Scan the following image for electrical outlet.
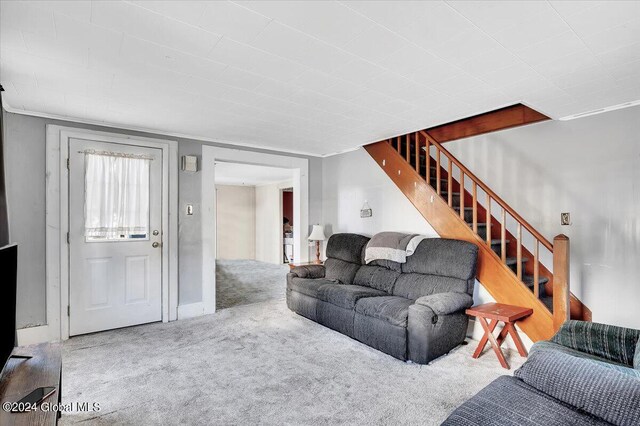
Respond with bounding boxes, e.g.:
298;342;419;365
561;212;570;225
186;204;194;215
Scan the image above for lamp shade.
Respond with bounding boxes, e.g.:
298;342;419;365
308;225;326;241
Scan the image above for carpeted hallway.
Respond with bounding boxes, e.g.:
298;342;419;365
215;259;289;310
60;298;524;425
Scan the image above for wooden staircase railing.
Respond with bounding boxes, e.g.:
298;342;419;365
366;131;590;340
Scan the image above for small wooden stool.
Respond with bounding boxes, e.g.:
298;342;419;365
466;302;533;369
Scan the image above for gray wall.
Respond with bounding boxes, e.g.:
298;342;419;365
3;111;322;328
322;148;438;239
445;105;640;329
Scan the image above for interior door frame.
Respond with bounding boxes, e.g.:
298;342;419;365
46;125;178;341
196;145;308;319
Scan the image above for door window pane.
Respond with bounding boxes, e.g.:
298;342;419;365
84;153;150;241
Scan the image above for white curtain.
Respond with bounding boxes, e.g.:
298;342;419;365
84;153;150;239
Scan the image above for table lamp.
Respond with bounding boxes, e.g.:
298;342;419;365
308;225;326;264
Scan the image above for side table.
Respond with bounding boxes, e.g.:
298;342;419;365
466;302;533;369
288;261;323;270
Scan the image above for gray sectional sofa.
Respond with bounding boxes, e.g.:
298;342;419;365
286;233;478;364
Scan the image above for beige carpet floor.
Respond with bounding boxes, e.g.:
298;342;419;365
60;298;524;425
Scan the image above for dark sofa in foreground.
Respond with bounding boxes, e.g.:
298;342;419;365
443;320;640;426
286;233;478;364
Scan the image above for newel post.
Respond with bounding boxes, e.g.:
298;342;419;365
552;234;570;331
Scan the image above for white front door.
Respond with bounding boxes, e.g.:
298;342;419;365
68;138;163;336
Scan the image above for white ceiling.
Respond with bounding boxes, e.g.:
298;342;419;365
214;161;292;186
1;1;639;156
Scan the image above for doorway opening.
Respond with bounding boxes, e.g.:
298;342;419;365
214;161;293;310
282;187;294;264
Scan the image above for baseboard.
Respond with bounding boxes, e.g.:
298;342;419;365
17;325;52;346
466;319;533;352
177;302;216;320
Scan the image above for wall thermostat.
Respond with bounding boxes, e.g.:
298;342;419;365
181;155;198;172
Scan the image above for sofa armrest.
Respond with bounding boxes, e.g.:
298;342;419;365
289;265;325;279
414;292;474;316
551;320;640;367
407;301;469;364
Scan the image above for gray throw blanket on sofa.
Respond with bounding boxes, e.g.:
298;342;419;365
364;232;426;264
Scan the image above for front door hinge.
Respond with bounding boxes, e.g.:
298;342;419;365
66;158;70;170
66;232;70;244
67;305;70;317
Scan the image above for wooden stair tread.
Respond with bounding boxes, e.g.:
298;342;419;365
469;222;488;228
522;275;550;287
505;257;529;266
490;239;509;245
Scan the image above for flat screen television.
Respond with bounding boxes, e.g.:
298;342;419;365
0;243;17;376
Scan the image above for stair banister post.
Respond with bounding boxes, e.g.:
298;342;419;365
552;234;570;331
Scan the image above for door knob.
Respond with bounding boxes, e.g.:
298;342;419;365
152;230;160;236
152;242;160;248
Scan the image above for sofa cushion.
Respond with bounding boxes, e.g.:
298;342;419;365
368;259;401;272
287;277;336;299
635;340;640;370
324;258;360;284
515;348;640;425
355;296;413;327
354;310;408;360
317;284;386;309
442;375;610;426
326;233;369;264
392;273;468;300
353;265;400;293
402;238;478;293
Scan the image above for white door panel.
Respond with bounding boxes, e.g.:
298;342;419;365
125;255;149;304
86;257;112;309
69;138;163;336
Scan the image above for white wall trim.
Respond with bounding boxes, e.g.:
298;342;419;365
5;105;322;158
45;125;179;342
177;302;210;320
202;146;309;315
17;325;51;346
